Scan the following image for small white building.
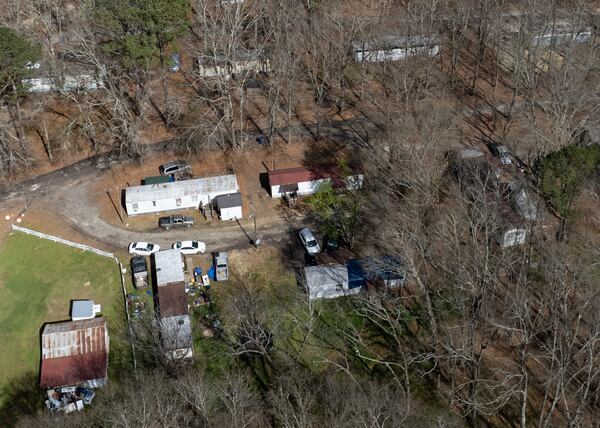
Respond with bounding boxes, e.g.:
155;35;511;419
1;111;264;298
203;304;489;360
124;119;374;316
214;192;243;221
350;34;440;63
303;265;361;300
70;300;102;321
125;175;239;216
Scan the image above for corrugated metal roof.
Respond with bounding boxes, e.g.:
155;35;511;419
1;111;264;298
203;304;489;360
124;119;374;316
40;317;109;388
40;351;108;388
41;317;108;359
154;249;184;287
126;175;239;204
268;167;326;186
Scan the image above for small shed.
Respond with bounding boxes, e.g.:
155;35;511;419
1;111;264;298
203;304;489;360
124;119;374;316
125;175;239;216
143;175;172;185
497;203;527;247
303;265;361;300
40;317;109;389
214;192;243;221
71;300;102;321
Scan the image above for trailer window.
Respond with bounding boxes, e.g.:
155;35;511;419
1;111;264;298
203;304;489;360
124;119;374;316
152;201;157;207
132;203;138;211
176;198;182;206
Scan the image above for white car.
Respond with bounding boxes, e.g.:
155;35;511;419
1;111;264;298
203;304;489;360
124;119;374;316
172;241;206;255
128;242;160;256
299;228;321;255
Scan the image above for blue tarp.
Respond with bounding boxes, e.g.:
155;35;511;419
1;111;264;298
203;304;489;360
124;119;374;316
208;266;216;281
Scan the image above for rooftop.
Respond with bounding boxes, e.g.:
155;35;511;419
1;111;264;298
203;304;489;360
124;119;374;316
154;249;184;287
71;300;101;321
351;34;438;51
126;175;238;204
215;192;242;209
157;282;189;318
40;317;109;388
268;167;326;186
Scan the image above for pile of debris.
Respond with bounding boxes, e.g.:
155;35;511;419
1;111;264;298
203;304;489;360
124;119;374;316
45;386;95;413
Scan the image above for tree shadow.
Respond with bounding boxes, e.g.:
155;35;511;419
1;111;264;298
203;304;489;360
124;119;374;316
0;371;43;427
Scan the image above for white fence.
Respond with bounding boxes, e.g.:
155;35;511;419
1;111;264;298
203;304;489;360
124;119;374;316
11;224;138;372
11;224;114;258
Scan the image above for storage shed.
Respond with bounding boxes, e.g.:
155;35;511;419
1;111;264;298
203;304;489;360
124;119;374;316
40;317;109;389
70;300;102;321
303;265;361;300
214;192;243;221
125;175;239;215
153;249;193;359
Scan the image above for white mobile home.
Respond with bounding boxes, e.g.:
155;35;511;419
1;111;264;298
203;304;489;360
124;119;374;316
350;34;440;63
214;192;243;221
303;265;361;300
197;50;270;80
267;166;363;199
22;74;104;93
125;175;239;216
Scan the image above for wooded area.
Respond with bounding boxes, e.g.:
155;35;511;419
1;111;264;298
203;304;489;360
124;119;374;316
3;0;600;426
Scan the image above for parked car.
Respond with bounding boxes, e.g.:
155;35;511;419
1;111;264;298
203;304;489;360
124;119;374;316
214;251;229;281
159;214;195;230
299;228;321;255
159;160;191;176
128;242;160;256
173;240;206;254
130;256;148;289
169;53;181;72
491;143;512;165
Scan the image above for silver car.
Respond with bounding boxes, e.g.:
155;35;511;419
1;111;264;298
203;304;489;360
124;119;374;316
299;228;321;255
159;160;191;176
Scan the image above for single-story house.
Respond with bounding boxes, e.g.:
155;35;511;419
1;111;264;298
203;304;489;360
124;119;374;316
214;192;243;221
125;175;239;216
268;166;364;199
153;249;193;359
40;317;109;389
22;74;104;93
350;34;440;63
303;265;361;300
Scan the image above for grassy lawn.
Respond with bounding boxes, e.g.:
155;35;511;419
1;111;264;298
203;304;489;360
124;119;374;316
0;231;125;394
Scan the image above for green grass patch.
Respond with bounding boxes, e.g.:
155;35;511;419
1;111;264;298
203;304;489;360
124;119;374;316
0;232;125;399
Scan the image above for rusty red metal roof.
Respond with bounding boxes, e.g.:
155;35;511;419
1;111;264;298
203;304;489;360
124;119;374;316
268;167;327;186
40;351;108;388
158;282;189;318
40;317;109;387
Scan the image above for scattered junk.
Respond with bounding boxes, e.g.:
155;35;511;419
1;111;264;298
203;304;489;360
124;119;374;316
127;293;147;318
214;192;243;221
196;49;270;80
70;300;102;321
41;316;109;413
350;34;440;63
154;249;194;359
267;166;364;199
131;256;149;289
213;252;229;281
124;175;239;216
